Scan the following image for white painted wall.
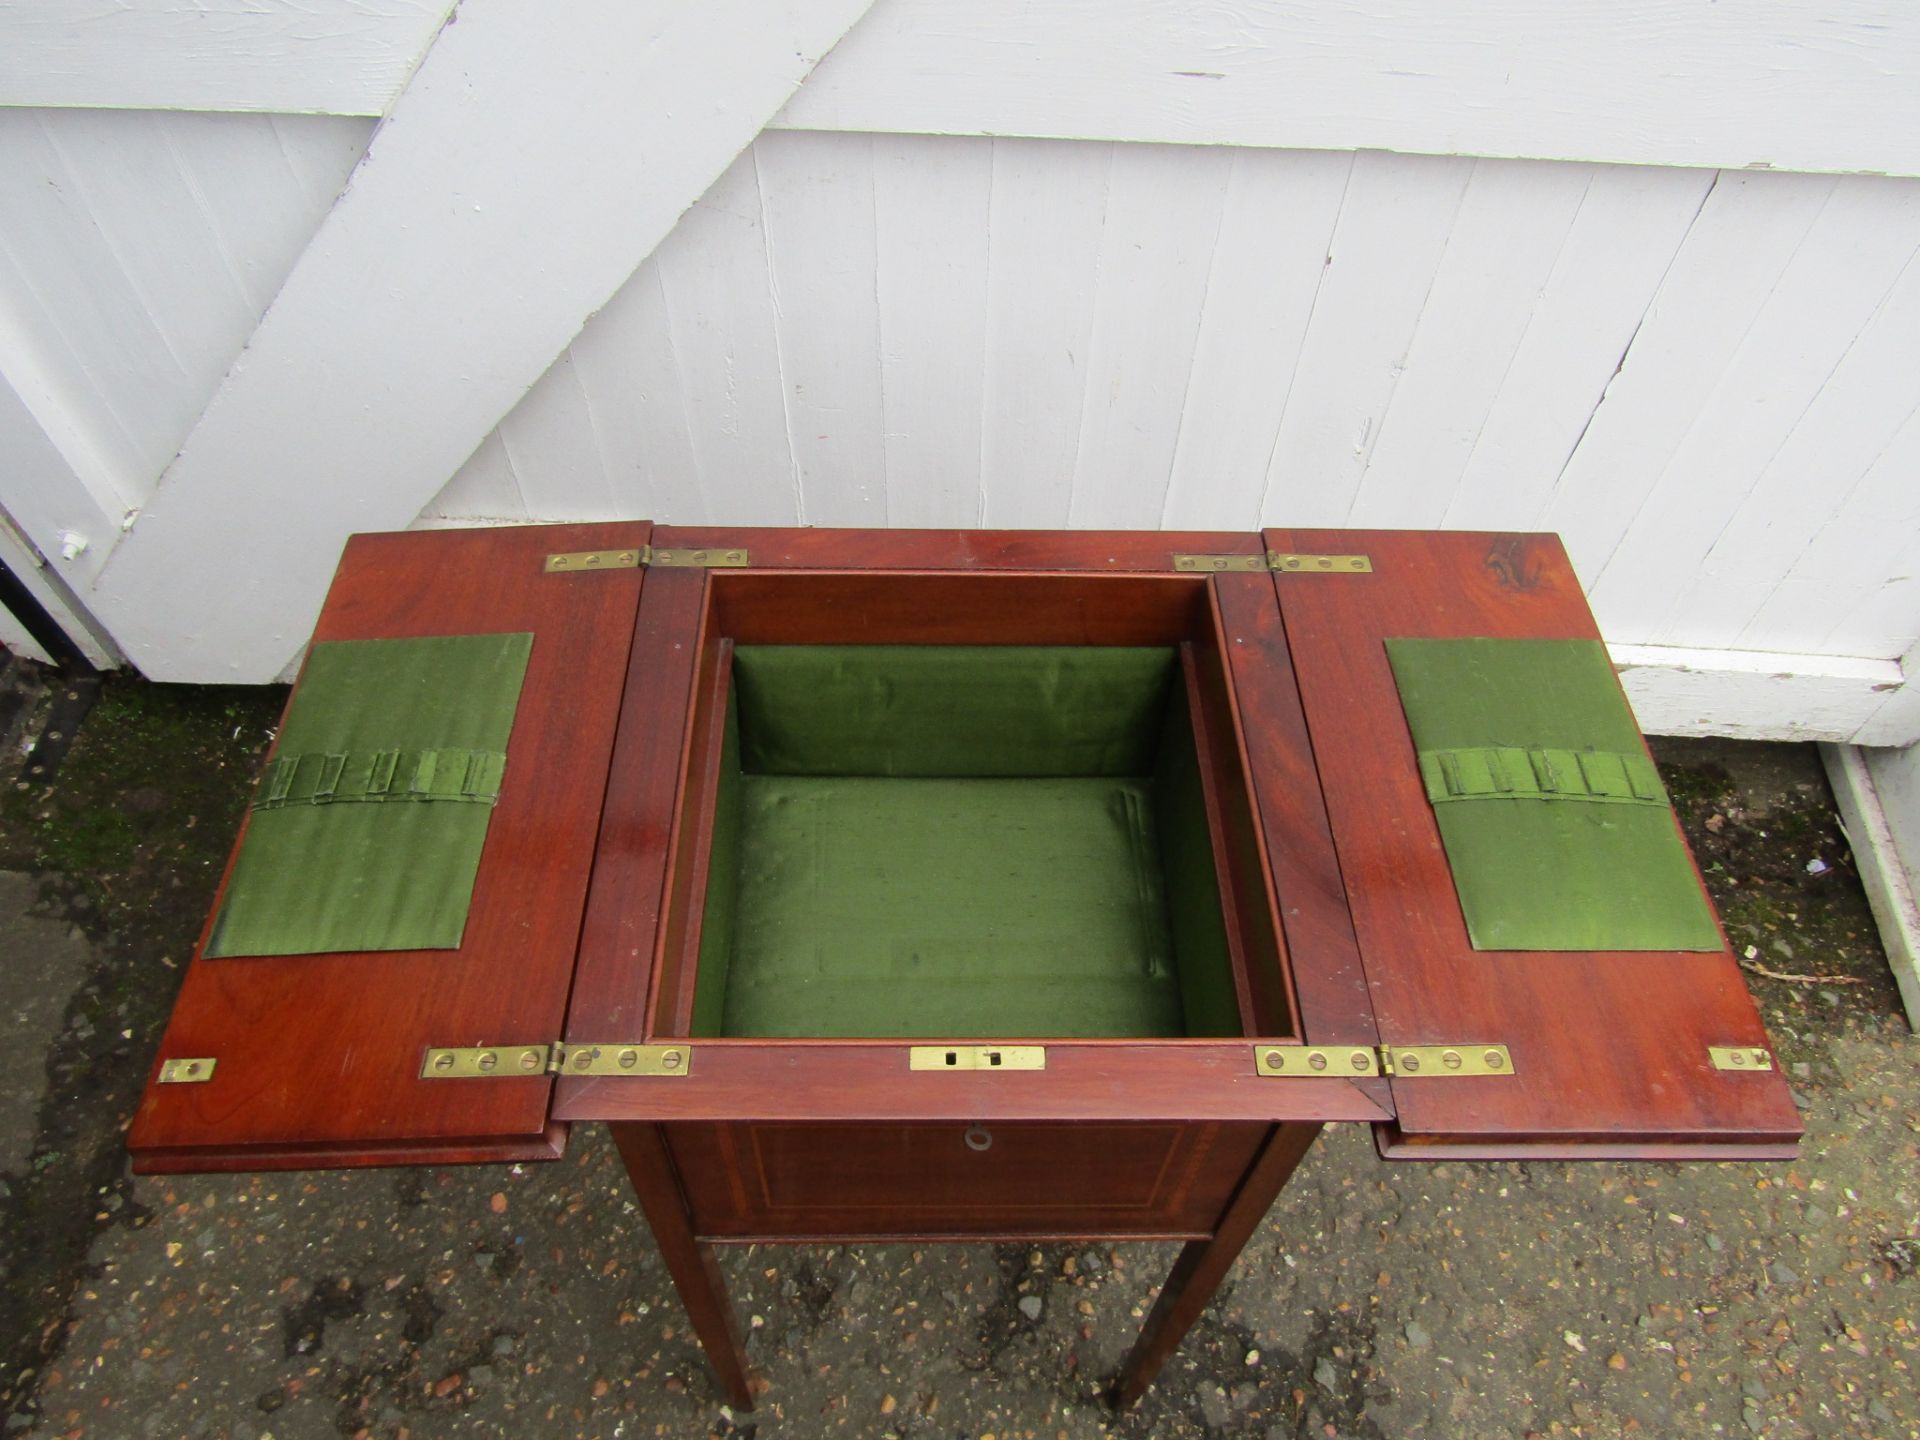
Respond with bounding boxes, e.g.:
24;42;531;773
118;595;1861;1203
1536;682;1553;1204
771;0;1920;178
0;2;1912;745
0;0;451;116
422;132;1920;743
0;107;372;585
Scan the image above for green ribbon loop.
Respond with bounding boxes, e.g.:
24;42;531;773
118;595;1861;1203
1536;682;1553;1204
1417;745;1668;808
251;747;508;811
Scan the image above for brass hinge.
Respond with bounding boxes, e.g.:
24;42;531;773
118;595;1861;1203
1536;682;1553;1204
1173;552;1373;575
543;548;643;574
1172;553;1269;574
648;546;749;569
1254;1043;1511;1079
1708;1045;1774;1072
544;545;749;574
1380;1044;1511;1077
551;1042;690;1076
157;1057;217;1084
419;1042;691;1079
1255;1044;1381;1077
909;1044;1046;1071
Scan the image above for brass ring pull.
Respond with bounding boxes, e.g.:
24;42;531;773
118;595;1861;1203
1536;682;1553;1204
963;1124;992;1153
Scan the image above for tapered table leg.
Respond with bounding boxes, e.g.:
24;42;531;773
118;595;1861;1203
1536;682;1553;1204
610;1122;755;1410
1110;1122;1322;1408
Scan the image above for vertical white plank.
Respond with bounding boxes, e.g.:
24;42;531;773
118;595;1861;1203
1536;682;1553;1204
0;510;116;669
0;111;191;500
267;113;373;212
1740;403;1920;657
37;109;258;373
0;108;369;516
1854;638;1920;748
418;431;529;524
494;349;616;520
161;111;366;314
756;130;887;526
976;138;1112;528
1347;158;1593;526
652;148;801;525
0;370;121;587
1256;150;1475;525
1065;142;1232;529
567;256;705;522
1161;148;1350;529
1827;565;1920;664
1587;176;1920;640
1440;164;1714;529
1539;171;1834;585
872;133;992;527
1615;184;1920;646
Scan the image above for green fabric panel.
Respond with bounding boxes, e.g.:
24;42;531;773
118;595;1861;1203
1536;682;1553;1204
206;633;533;958
731;645;1177;777
719;776;1185;1038
1418;744;1667;807
689;691;744;1038
251;747;507;809
1151;687;1243;1037
1385;638;1720;952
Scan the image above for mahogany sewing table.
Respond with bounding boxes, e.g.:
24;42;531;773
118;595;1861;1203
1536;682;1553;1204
127;524;1800;1409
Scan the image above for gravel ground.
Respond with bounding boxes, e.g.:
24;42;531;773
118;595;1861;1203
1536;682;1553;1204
0;668;1914;1440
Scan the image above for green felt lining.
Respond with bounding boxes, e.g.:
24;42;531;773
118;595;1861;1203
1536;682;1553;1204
206;633;532;959
731;645;1178;776
718;776;1185;1038
1386;637;1721;953
1152;687;1244;1037
687;645;1244;1039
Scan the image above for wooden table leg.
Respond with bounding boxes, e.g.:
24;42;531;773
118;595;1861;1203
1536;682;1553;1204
610;1122;755;1410
1110;1121;1322;1408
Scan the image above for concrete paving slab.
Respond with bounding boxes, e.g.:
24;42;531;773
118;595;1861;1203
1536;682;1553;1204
0;871;93;1175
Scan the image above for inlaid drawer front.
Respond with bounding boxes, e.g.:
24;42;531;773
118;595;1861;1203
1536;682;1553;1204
670;1121;1265;1240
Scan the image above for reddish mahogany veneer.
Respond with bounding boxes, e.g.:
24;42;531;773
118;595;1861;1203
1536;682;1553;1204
129;523;648;1170
128;523;1798;1409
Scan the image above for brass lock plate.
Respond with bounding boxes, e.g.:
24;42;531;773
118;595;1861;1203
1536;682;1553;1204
909;1045;1046;1071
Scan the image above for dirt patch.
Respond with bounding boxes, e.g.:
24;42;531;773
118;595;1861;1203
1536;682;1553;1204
0;675;283;1423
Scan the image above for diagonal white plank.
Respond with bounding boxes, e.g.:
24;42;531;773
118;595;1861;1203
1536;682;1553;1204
85;0;879;682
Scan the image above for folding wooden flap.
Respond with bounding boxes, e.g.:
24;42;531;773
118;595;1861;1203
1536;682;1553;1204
128;522;650;1173
1264;529;1801;1160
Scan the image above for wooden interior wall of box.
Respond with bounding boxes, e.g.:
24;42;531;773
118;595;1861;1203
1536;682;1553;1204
127;524;1800;1410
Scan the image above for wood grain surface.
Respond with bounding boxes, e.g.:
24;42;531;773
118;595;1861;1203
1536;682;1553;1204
1265;528;1802;1156
129;521;648;1170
